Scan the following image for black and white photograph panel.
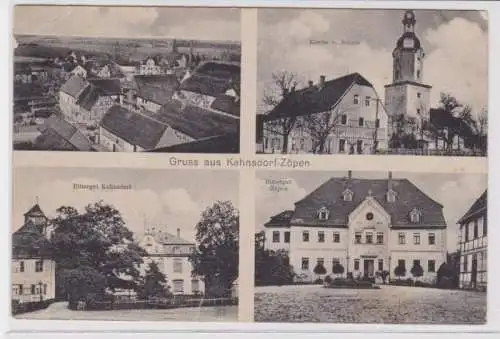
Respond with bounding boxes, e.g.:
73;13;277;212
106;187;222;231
255;9;488;156
13;6;241;153
11;168;239;321
254;170;487;323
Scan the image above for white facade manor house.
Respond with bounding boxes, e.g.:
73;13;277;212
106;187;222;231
263;172;447;282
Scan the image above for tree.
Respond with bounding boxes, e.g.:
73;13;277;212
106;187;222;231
304;108;341;154
410;262;424;281
332;262;345;277
137;262;170;300
190;200;239;297
262;71;300;153
313;262;327;279
254;232;295;286
394;265;406;280
50;202;147;303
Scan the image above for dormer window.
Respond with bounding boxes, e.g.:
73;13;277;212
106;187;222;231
387;189;397;203
342;188;353;202
353;95;359;104
409;208;422;223
318;207;329;220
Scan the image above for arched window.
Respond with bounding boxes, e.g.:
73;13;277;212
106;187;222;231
342;188;353;202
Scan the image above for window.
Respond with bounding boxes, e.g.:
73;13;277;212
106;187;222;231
339;139;346;152
465;224;469;242
417;70;421;79
474;220;479;238
463;255;468;272
428;260;436;273
355;232;362;244
18;284;23;295
302;231;309;242
413;259;420;267
317;231;325;243
416;109;421;115
19;261;24;273
354;259;360;270
272;231;280;243
284;231;290;243
410;208;421;223
358;117;364;127
356;140;363;153
333;232;340;243
43;284;47;295
375;119;380;128
341;114;347;125
301;257;309;270
35;260;43;272
398;259;405;268
366;212;374;221
413;233;421;245
191;279;200;293
398;232;406;245
366;232;373;244
483;217;488;236
173;258;183;273
378;259;384;271
31;284;35;295
376;232;384;244
417;92;421;98
343;188;353;201
317;258;324;265
353;95;359;104
299;138;305;151
428;233;435;245
365;96;371;106
318;207;329;220
173;279;184;294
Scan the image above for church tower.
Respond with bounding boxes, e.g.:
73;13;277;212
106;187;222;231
384;10;432;125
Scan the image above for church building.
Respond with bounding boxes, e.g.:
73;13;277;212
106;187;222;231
263;171;447;282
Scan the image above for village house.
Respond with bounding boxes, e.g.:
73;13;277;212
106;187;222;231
12;203;56;303
137;227;205;295
261;73;389;154
457;191;487;290
35;114;94;151
70;64;88;79
134;74;180;113
263;171;447;282
139;57;163;76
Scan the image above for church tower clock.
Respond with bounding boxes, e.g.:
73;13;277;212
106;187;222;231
384;10;432;129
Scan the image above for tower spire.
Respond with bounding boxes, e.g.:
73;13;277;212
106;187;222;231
35;196;39;205
402;10;416;33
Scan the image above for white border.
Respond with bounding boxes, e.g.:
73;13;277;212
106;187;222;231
3;0;499;336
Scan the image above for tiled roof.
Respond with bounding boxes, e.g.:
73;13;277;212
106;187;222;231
24;204;45;217
100;105;168;150
36;114;93;151
458;190;487;225
157;101;239;139
153;231;193;245
266;176;446;228
148;133;239;153
265;72;373;120
195;61;241;80
210;94;240;117
88;78;121;96
179;73;232;97
76;84;101;111
134;74;180;105
60;74;88;98
264;210;294;227
12;222;51;258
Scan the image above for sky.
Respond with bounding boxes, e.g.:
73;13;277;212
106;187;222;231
257;9;488;115
12;168;239;243
13;6;241;41
255;171;487;252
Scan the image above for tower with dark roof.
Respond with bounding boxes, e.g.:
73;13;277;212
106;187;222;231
384;10;432;130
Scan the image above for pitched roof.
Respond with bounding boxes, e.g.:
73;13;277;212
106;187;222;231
266;72;373;120
195;61;241;79
153;231;193;245
100;105;168;150
36;114;93;151
264;210;294;227
60;74;89;98
458;190;487;225
210;94;240;117
179;73;232;97
148;133;239;153
134;74;180;105
157;101;239;139
24;204;45;217
266;176;445;228
88;78;121;96
76;84;101;111
12;221;51;258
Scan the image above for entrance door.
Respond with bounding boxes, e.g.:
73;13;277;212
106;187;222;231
471;254;478;288
363;259;375;277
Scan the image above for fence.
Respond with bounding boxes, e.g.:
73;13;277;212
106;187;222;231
377;148;486;157
12;299;54;315
82;296;238;311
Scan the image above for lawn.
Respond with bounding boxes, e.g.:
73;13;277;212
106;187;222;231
254;284;486;324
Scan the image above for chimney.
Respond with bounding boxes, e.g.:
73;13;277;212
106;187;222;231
177;228;180;238
319;75;326;88
308;80;314;88
388;171;393;190
348;170;352;179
